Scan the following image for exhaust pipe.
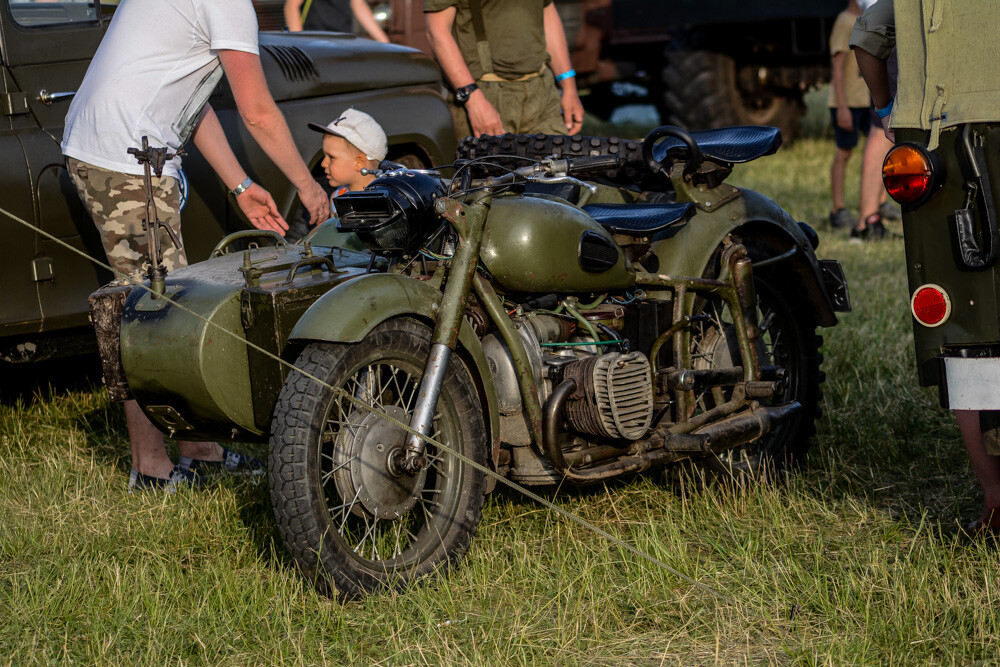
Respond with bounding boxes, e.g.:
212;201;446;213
692;401;801;452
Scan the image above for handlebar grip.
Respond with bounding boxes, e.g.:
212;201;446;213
567;155;622;172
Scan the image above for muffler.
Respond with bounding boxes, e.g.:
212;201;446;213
690;401;802;452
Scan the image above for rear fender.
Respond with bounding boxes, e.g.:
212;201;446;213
289;273;502;482
651;188;839;327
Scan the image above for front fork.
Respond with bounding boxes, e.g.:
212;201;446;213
399;192;491;473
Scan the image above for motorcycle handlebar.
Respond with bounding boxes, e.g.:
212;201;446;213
566;154;621;172
477;153;622;190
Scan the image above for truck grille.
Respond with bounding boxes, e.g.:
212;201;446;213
261;44;320;82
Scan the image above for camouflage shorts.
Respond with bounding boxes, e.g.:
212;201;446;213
67;157;187;278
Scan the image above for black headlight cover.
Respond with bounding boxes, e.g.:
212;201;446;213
336;170;445;255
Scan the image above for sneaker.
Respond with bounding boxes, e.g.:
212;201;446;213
851;213;888;242
866;219;889;240
829;208;852;229
182;447;265;478
879;201;902;221
128;464;203;493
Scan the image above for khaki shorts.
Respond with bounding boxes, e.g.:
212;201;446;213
450;68;567;139
67;157;187;278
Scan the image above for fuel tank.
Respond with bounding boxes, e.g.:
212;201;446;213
480;194;634;293
117;242;370;441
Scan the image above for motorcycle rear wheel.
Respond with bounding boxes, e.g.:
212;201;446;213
269;318;488;598
688;262;823;480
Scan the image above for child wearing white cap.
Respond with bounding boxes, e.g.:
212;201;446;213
308;108;388;196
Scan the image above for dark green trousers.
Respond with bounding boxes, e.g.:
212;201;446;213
450;69;567;139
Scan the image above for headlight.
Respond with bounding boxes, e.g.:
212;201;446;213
335;170;444;255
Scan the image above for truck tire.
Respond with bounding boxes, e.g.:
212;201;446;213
455;133;650;186
661;50;803;143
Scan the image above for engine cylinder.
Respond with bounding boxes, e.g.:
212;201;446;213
562;351;653;440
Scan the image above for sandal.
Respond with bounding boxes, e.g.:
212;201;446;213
964;507;1000;537
180;447;265;477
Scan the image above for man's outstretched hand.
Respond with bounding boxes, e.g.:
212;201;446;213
237;183;288;235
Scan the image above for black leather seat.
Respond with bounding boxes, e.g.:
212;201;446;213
651;126;782;165
583;202;694;235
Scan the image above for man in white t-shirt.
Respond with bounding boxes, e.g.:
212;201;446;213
63;0;330;491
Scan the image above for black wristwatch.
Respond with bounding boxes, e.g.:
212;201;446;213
454;82;478;105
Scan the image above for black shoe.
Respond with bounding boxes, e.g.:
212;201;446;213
183;447;265;478
128;464;203;493
866;219;888;240
851;214;888;241
879;201;902;221
829;208;852;229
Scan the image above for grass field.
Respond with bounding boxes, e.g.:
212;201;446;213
3;107;1000;664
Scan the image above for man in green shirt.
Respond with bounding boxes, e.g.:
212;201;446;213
424;0;584;138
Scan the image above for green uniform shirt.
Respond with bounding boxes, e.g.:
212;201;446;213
423;0;552;80
851;0;1000;148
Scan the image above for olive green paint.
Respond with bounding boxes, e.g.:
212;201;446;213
289;272;501;456
649;186;837;327
121;278;257;438
896;126;1000;386
480;195;635;292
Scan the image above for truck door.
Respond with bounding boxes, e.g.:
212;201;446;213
0;0;113;335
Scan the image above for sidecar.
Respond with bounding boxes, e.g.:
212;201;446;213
90;228;375;441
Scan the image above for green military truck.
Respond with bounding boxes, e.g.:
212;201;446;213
0;0;455;365
351;0;842;141
877;1;1000;411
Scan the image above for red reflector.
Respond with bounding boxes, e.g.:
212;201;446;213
911;285;951;327
883;145;934;205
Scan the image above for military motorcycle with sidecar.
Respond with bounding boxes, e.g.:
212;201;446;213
90;124;851;598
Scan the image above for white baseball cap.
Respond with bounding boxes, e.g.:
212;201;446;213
308;109;388;161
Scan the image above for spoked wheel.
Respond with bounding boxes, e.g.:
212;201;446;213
688;260;823;480
269;318;487;598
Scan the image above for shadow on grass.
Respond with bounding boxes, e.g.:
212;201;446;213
0;354;104;404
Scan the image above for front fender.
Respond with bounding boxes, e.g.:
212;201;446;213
289;273;502;480
651;188;839;327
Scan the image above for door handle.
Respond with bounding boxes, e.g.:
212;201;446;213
38;90;76;105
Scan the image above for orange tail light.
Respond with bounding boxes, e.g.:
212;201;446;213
883;144;944;207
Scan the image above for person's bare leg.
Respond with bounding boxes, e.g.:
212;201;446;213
126;401;223;477
955;410;1000;530
830;146;851;213
125;399;174;478
856;128;893;230
178;441;223;462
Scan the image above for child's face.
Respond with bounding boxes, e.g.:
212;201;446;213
321;135;364;188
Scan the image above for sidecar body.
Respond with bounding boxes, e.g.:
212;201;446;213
91;233;373;441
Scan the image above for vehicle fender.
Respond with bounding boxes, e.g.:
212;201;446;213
651;188;839;327
289;273;502;481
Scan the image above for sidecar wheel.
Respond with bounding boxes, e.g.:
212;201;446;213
689;265;823;480
268;318;488;598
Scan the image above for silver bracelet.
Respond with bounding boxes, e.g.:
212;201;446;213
230;177;253;197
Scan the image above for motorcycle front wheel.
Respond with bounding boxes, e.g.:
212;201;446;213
269;317;488;598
